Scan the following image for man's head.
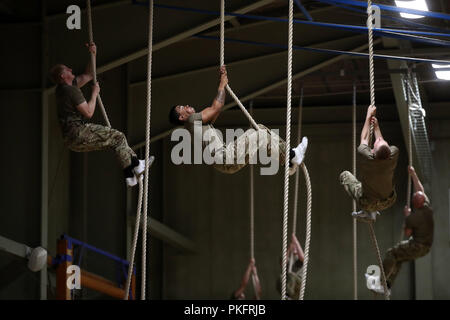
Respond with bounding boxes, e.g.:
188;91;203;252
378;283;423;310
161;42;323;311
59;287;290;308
373;137;391;160
49;64;75;85
412;191;426;209
169;105;196;126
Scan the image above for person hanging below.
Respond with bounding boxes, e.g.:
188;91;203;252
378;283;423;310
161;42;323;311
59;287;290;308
376;166;433;296
340;105;399;222
276;233;304;300
230;258;261;300
168;66;308;175
49;42;148;187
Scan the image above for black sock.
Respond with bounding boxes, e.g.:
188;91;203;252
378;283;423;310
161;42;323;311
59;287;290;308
289;149;295;167
123;165;134;178
131;156;139;168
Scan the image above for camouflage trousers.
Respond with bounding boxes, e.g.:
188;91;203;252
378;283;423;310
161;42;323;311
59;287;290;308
64;123;137;169
212;124;287;174
339;171;397;212
383;238;430;288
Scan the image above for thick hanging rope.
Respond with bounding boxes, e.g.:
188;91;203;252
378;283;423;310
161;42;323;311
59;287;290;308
249;102;255;262
367;222;389;300
352;82;358;300
367;0;375;147
281;0;294;301
366;0;389;300
123;0;154;300
124;178;144;300
398;73;413;243
220;0;258;130
86;0;111;128
299;162;312;300
141;0;154;300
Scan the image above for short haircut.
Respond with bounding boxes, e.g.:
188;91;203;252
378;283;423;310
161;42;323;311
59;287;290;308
49;64;66;84
169;105;184;126
375;144;391;160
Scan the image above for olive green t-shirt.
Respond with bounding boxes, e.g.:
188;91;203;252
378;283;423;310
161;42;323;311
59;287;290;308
405;196;434;246
55;78;87;136
357;144;399;201
184;112;224;151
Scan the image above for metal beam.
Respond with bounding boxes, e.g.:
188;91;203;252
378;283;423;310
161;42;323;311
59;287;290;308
44;0;275;95
128;217;196;254
0;235;32;259
131;39;380;150
129;34;366;86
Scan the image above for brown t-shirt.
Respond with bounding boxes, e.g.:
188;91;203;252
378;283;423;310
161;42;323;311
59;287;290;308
357;144;399;201
185;112;224;151
405;196;434;246
55;78;86;136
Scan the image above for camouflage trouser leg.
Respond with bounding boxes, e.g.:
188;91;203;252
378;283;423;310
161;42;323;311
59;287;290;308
65;123;137;169
339;171;363;204
213;124;287;174
339;171;397;212
382;238;430;288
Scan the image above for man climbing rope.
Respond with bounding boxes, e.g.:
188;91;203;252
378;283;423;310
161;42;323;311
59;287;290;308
49;42;146;187
377;166;433;295
168;66;308;175
340;105;399;222
276;234;304;300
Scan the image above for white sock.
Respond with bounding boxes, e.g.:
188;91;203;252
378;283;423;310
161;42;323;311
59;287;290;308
292;136;308;165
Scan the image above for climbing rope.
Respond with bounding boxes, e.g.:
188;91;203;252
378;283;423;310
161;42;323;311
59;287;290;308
281;0;294;301
352;82;358;300
123;0;154;300
86;0;111;128
220;0;259;130
406;72;413;208
124;178;144;300
366;0;389;301
299;162;312;300
367;0;375;147
250;102;255;262
141;0;154;300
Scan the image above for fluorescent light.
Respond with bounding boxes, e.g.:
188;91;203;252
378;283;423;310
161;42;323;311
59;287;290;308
395;0;429;19
432;64;450;80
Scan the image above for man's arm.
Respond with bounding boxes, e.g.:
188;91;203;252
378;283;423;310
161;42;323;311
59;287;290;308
76;82;100;119
408;166;425;194
76;43;96;88
372;116;383;140
234;259;254;298
201;66;228;124
360;105;376;146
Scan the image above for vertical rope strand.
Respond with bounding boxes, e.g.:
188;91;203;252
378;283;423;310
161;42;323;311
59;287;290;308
250;101;255;261
219;0;259;130
282;0;294;301
406;74;413;207
124;178;144;300
299;163;312;300
86;0;111;128
292;88;303;236
368;223;390;300
367;0;375;146
141;0;154;300
352;82;358;300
